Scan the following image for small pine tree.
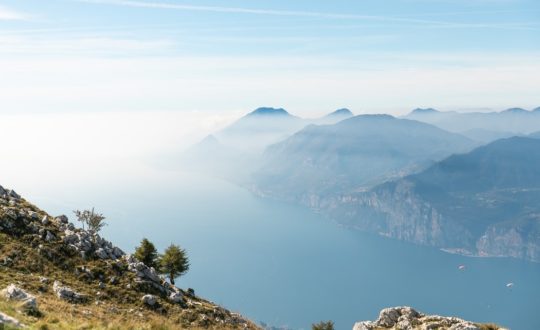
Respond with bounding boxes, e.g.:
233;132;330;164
134;238;159;269
312;321;334;330
73;207;106;234
159;244;189;285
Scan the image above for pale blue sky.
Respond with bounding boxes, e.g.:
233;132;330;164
0;0;539;115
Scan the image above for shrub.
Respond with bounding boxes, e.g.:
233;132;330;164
312;320;334;330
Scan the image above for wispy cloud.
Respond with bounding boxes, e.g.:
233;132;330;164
0;5;26;20
74;0;540;31
75;0;462;26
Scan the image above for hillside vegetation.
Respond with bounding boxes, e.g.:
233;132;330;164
0;186;259;329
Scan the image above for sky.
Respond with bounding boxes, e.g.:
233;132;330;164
0;0;539;189
0;0;539;117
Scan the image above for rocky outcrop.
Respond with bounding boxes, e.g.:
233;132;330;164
0;190;125;262
53;281;86;303
125;254;179;297
1;284;38;312
60;221;125;261
353;307;501;330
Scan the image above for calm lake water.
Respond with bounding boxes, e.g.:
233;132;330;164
26;168;540;330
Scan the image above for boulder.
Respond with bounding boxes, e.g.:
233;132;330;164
7;189;21;200
126;256;162;284
55;215;69;224
95;248;109;259
45;231;56;242
141;294;157;306
1;284;38;312
377;307;402;327
169;291;184;303
53;281;85;303
41;215;50;225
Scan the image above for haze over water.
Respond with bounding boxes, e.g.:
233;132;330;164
1;1;539;329
18;165;540;330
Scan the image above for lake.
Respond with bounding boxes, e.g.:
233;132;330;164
24;167;540;330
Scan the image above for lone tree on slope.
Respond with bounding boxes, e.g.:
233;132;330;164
134;238;159;269
73;207;106;234
159;244;190;285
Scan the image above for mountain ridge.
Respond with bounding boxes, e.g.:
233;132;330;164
404;107;540;140
252;114;475;200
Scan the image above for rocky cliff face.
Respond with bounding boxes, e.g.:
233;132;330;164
253;137;540;263
353;306;503;330
328;181;476;250
0;184;259;329
316;181;540;262
476;221;540;261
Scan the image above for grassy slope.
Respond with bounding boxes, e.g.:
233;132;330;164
0;198;259;330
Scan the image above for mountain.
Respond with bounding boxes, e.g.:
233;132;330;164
353;306;502;330
217;107;304;152
409;107;441;115
180;107;355;182
404;107;540;138
459;128;521;143
501;107;528;114
530;131;540;138
330;137;540;261
0;185;258;329
316;108;354;124
251;115;475;202
216;107;355;152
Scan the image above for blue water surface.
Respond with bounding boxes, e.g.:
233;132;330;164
29;169;540;330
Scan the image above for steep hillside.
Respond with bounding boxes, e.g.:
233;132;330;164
327;137;540;261
0;186;258;329
252;115;475;201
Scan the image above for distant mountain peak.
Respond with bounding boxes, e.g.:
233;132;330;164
326;108;353;117
410;108;439;115
342;114;395;124
246;107;290;117
532;106;540;112
502;107;528;114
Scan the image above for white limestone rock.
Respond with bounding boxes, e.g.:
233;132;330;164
352;307;487;330
1;284;38;312
53;281;86;303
